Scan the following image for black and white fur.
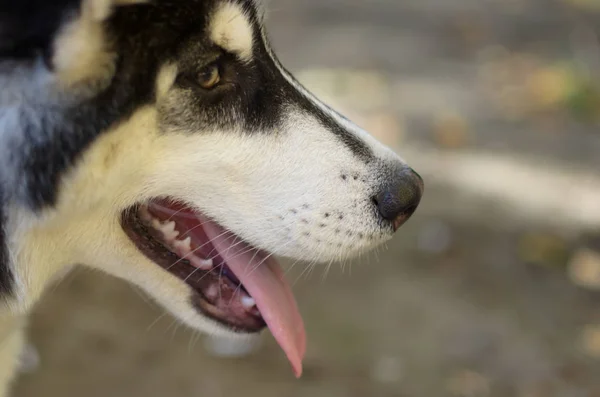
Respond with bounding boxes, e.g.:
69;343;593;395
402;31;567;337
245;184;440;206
0;0;422;393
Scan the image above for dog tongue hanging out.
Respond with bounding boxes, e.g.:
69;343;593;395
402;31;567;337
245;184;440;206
123;200;306;376
0;0;423;389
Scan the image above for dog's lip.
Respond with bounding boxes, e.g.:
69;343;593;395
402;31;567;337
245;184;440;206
120;199;306;377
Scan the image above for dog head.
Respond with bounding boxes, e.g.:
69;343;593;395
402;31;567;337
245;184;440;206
2;0;423;375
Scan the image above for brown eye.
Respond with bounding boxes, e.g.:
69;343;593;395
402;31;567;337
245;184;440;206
198;63;220;89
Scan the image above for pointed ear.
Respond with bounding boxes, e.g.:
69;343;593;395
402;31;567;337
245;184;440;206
51;0;148;92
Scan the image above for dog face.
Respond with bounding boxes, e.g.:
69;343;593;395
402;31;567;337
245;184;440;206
1;0;423;375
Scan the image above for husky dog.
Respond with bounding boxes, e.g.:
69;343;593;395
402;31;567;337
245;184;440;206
0;0;423;393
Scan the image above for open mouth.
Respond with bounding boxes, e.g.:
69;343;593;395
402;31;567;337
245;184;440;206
121;199;305;376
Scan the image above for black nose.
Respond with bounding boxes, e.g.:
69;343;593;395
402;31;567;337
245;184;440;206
373;167;424;231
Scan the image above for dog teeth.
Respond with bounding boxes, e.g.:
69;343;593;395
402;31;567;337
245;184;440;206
151;218;162;230
205;284;219;300
144;216;214;272
161;221;179;241
241;296;256;308
142;212;216;273
173;236;192;254
163;220;176;231
190;256;213;270
181;236;192;251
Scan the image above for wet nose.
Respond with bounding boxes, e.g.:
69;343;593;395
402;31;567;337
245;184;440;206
373;167;424;231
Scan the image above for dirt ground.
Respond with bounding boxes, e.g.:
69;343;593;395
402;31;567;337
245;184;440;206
12;0;600;396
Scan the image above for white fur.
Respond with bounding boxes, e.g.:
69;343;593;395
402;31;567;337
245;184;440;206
209;2;255;62
0;315;25;397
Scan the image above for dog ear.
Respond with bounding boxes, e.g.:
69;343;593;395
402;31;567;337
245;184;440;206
51;0;148;92
81;0;149;22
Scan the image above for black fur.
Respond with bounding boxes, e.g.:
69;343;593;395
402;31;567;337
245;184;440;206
0;186;13;297
0;0;80;61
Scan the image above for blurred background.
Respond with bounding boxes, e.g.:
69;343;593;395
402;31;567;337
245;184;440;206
14;0;600;396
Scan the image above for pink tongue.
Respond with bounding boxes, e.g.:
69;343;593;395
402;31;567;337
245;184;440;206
201;220;306;377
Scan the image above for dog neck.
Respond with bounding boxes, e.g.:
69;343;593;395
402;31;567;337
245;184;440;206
0;107;160;316
1;205;77;316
